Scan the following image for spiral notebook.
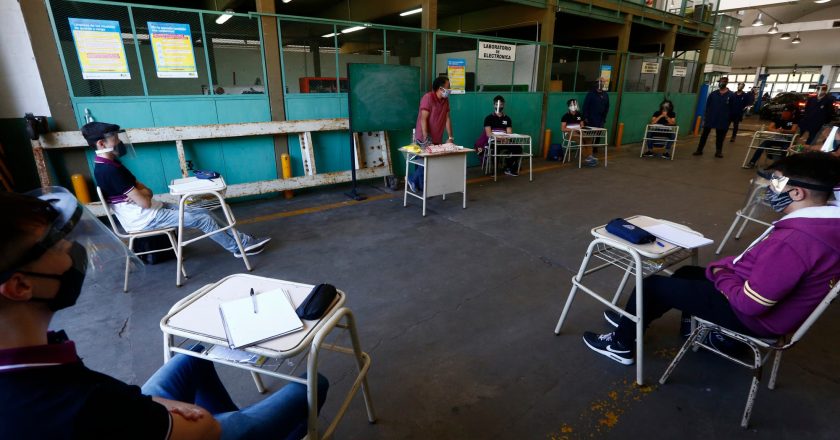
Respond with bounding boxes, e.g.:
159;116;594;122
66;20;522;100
218;289;304;349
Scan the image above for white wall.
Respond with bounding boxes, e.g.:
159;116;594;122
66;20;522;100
732;5;840;69
435;44;539;91
0;0;50;118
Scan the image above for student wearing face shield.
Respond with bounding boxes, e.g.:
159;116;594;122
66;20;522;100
582;152;840;366
693;76;733;158
479;95;520;176
0;188;328;440
83;122;270;258
728;82;754;142
743;105;798;168
582;78;610;167
800;85;837;145
642;100;677;158
408;77;454;192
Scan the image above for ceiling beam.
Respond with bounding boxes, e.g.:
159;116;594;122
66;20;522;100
319;0;421;22
738;19;840;36
438;3;544;34
718;0;797;12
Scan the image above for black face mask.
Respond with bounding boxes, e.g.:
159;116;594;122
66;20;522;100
114;142;127;157
22;242;88;312
718;82;727;90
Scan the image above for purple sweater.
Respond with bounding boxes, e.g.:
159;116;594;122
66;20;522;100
706;205;840;336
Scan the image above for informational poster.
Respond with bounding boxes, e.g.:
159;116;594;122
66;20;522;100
447;58;466;94
641;61;660;74
599;65;612;91
68;18;131;80
478;41;516;62
148;22;198;78
672;66;688;77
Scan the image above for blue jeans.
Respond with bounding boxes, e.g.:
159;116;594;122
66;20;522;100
646;133;675;150
145;203;254;253
141;347;329;440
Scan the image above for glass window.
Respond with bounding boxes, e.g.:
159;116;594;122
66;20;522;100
575;49;606;92
279;20;339;94
767;74;778;82
777;74;788;82
550;47;577;92
337;26;385;83
203;14;264;96
435;35;477;92
476;44;514;92
384;30;424;91
746;74;755;84
512;44;540;92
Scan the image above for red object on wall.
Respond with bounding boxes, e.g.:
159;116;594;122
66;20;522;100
299;77;349;93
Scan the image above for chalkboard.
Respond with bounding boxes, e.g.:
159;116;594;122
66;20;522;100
348;63;422;133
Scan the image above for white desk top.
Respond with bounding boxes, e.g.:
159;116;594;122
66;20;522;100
169;176;227;195
161;274;343;357
591;215;704;259
399;146;474;157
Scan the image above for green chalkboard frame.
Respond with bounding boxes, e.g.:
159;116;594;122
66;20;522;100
347;63;422;133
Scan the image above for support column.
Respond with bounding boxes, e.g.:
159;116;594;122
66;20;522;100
421;0;438;87
611;13;632;145
694;34;711;93
256;0;289;176
538;1;557;154
657;25;677;93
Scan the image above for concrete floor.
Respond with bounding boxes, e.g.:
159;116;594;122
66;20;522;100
54;118;840;439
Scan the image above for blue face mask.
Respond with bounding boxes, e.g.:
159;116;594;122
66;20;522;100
764;187;794;212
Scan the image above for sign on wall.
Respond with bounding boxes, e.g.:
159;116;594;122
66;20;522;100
600;65;612;91
447;58;466;94
478;41;516;62
641;61;660;74
68;18;131;80
672;66;688;77
148;22;198;78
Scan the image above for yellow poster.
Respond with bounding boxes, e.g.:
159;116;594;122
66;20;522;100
69;18;130;80
148;22;198;78
447;58;466;94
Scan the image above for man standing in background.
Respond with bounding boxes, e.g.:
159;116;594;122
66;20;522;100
582;78;610;167
800;84;837;145
694;77;733;158
729;82;753;142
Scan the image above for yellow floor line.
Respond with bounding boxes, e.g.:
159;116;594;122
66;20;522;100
238;156;613;225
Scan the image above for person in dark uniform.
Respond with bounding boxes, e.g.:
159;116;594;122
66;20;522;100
582;78;610;166
694;77;734;158
729;82;754;142
800;84;837;145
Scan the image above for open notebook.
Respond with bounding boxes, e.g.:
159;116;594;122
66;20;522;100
219;289;303;349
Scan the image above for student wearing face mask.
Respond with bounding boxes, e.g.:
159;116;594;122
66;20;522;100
694;77;733;158
409;76;454;192
560;99;589;165
728;82;754;142
800;84;837;145
743;106;798;168
642;100;677;158
85;122;270;258
478;95;520;176
582;78;610;167
583;152;840;366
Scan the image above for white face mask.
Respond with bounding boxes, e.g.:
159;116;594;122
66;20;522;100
818;89;827;98
569;105;578;112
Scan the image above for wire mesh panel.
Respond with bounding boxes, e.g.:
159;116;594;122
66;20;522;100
49;0;145;96
279;20;340;94
203;13;265;96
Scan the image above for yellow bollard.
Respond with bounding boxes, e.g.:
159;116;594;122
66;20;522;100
542;129;551;159
281;153;293;199
694;116;702;136
616;122;624;149
71;174;91;204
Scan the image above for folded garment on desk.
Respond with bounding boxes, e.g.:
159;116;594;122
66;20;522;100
605;218;656;244
424;143;461;154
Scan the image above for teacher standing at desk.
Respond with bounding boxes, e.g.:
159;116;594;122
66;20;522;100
408;76;454;193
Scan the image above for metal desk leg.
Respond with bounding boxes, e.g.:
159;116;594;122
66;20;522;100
493;141;498;182
176;197;187;287
631;253;644;386
219;202;252;272
250;371;266;394
555;240;598;334
462;155;467;209
529;142;533;182
716;211;743;255
403;156;410;208
422;157;428;217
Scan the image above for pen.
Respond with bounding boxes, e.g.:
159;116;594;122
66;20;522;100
656;241;665;247
250;288;257;314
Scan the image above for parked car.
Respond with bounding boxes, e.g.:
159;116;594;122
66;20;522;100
759;92;806;120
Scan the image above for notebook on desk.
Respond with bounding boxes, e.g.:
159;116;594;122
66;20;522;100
219;289;303;349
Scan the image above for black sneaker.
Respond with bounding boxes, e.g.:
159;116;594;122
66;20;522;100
582;331;634;365
662;152;671;159
705;330;741;356
642;150;654;157
715;152;724;158
603;310;622;328
692;150;703;156
504;168;519;177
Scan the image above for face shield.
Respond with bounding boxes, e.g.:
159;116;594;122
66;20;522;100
95;129;136;159
568;100;579;113
494;99;504;115
15;186;144;294
812;125;839;151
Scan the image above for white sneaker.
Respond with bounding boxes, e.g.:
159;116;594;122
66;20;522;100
234;237;271;258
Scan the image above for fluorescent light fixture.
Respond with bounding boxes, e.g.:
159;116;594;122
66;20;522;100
341;26;366;34
814;0;830;3
215;9;234;25
751;12;764;27
283;0;292;3
767;22;779;34
322;32;338;38
400;7;422;16
725;25;733;29
779;32;791;40
791;33;801;44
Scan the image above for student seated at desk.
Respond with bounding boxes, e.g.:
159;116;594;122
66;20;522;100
743;107;798;169
560;99;589;165
642;100;677;159
476;95;520;177
83;122;270;258
0;189;328;440
581;152;840;365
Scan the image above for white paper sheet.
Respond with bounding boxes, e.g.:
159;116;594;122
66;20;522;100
644;223;713;249
219;289;303;349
